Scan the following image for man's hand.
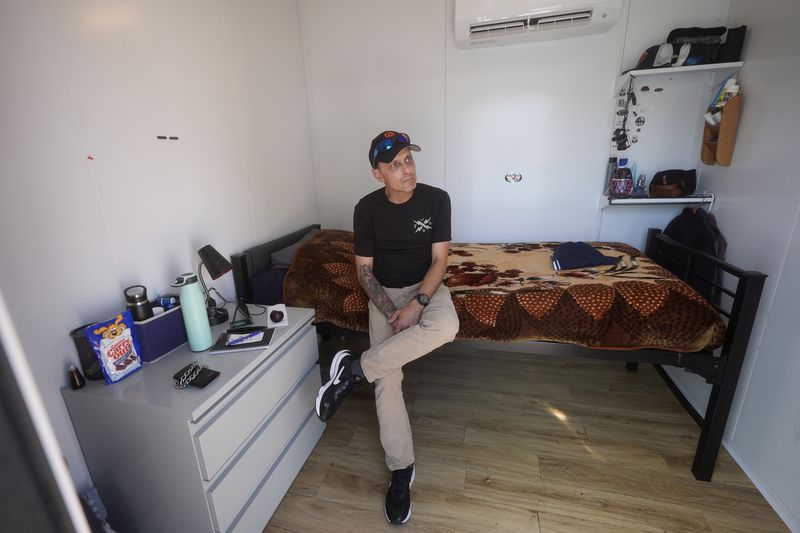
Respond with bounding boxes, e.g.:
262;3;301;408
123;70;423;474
388;299;424;333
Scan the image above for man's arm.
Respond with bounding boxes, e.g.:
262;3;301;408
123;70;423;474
388;241;450;333
355;255;397;319
417;241;450;302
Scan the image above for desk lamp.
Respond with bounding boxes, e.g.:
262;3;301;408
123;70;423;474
197;244;232;326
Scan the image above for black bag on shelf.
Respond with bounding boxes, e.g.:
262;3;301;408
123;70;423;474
649;169;697;197
674;42;721;66
666;26;727;65
666;26;727;45
719;25;747;62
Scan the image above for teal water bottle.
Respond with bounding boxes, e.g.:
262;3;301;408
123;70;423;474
171;272;212;351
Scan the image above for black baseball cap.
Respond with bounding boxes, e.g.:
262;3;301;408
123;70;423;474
368;131;421;169
635;43;674;69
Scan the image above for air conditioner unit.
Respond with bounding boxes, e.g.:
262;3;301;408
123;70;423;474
455;0;623;49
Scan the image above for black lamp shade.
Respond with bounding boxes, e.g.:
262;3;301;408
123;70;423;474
197;244;233;280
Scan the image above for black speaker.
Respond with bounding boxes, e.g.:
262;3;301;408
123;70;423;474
230;252;252;303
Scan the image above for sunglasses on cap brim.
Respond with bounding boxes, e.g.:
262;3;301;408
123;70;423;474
371;133;412;167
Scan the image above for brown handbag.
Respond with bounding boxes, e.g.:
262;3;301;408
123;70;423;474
649;169;697;197
649;184;683;197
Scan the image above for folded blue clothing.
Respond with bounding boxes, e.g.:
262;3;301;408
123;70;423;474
552;242;621;271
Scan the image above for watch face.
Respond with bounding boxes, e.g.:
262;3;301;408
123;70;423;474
417;293;430;306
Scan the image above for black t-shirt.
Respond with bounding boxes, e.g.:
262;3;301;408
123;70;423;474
353;183;451;288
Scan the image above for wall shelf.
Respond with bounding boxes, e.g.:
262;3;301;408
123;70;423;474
701;94;742;166
604;62;745;212
625;61;743;79
604;193;714;207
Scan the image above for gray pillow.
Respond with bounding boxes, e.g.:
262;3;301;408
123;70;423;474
270;228;321;268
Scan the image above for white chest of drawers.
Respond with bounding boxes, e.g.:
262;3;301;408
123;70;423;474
63;307;323;533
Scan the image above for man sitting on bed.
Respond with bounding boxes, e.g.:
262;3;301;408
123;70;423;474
315;130;459;525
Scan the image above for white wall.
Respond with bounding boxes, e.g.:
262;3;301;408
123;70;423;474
444;0;625;243
300;0;731;248
298;0;447;231
0;0;317;490
300;0;627;241
664;1;800;528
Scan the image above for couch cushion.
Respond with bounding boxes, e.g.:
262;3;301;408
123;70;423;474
269;228;321;268
251;268;288;305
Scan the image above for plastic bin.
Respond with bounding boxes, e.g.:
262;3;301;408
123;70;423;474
133;305;188;363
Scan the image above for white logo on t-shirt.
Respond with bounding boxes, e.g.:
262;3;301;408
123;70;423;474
413;218;432;233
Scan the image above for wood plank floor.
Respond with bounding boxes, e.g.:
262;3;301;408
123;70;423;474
265;339;787;532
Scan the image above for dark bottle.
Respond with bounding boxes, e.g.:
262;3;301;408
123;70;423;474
68;365;86;390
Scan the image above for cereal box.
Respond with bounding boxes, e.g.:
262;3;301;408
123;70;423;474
85;311;142;384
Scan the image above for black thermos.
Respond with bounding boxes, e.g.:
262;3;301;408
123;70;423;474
124;285;154;322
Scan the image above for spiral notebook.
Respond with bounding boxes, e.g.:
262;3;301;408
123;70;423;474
208;327;274;355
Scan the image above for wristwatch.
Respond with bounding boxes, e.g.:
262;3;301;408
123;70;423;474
415;293;430;306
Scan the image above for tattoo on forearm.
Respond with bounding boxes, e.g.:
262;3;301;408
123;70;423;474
358;265;397;318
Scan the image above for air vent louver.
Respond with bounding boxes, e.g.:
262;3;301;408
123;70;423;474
470;9;593;40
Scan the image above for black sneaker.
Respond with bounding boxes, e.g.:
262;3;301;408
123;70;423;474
384;464;415;525
315;350;362;422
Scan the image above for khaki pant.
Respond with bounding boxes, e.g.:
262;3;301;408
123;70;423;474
360;282;459;471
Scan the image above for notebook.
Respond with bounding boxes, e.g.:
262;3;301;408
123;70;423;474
208;327;274;355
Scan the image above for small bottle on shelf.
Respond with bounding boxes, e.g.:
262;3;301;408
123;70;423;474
632;174;647;196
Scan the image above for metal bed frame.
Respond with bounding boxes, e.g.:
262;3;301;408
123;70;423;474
649;228;765;480
577;228;766;481
231;225;766;482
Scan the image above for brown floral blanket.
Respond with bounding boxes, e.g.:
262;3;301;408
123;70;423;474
284;230;725;351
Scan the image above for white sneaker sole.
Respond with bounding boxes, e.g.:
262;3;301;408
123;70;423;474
384;465;415;525
329;350;350;382
315;350;350;419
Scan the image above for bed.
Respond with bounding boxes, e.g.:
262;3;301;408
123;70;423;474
231;224;765;482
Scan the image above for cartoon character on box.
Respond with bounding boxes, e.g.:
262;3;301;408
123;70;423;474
86;311;142;384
